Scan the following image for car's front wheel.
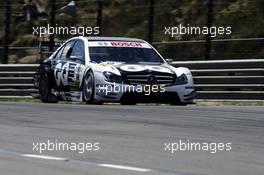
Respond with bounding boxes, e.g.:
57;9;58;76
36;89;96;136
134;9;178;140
120;101;136;105
83;70;95;104
83;70;104;105
169;94;187;106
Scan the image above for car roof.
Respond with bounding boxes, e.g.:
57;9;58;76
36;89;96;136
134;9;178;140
85;36;146;43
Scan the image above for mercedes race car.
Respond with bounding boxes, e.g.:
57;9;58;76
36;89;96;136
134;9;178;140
34;36;195;105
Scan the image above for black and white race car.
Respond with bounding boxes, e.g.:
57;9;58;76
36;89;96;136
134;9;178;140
34;36;195;105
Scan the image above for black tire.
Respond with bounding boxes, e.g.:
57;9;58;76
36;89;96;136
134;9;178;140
83;70;96;104
170;102;187;106
39;72;57;103
169;94;186;106
120;100;136;105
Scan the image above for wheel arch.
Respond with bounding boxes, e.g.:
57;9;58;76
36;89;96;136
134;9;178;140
79;66;93;90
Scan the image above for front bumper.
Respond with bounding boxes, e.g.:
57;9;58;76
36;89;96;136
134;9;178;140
94;82;195;104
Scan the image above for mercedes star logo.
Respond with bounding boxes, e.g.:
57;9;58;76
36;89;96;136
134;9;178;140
148;74;157;84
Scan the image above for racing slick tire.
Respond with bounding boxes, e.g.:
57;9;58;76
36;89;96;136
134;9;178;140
169;93;187;106
120;101;137;105
170;102;187;106
39;71;58;103
83;70;95;104
82;70;103;105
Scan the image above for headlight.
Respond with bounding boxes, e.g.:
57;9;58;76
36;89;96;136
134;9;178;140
103;71;123;83
175;74;188;85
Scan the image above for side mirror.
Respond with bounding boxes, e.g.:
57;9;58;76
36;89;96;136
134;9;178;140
165;58;173;64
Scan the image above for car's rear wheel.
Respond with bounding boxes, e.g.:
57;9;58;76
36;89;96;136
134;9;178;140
39;72;58;103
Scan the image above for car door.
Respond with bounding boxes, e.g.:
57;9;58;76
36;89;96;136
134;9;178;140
66;40;86;90
54;40;76;87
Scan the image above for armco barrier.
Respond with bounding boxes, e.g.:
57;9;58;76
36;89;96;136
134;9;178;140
0;64;38;98
0;59;263;100
171;59;264;100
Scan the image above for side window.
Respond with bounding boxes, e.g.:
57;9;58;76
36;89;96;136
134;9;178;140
54;46;64;60
70;40;85;64
60;40;75;60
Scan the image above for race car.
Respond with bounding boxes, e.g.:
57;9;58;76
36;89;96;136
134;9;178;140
34;36;195;105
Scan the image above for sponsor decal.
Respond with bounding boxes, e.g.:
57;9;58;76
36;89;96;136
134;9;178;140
89;41;151;48
119;65;146;72
111;42;142;47
119;65;173;73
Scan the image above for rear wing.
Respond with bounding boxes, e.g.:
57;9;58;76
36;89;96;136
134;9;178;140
38;40;64;60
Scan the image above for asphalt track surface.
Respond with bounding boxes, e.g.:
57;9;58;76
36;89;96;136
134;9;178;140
0;102;263;175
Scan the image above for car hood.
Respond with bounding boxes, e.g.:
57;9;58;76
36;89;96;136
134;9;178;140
95;61;176;75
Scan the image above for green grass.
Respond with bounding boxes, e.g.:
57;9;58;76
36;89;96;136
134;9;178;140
0;98;40;103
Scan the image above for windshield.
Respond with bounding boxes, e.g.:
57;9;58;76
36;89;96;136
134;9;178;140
88;44;164;64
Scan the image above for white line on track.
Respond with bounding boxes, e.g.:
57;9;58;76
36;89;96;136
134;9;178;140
22;154;68;161
99;163;152;172
21;154;151;172
1;149;154;173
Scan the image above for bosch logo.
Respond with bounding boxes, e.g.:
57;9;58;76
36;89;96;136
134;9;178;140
111;42;142;47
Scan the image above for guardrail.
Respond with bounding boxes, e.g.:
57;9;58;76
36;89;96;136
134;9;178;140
0;64;38;98
172;59;264;100
0;59;263;100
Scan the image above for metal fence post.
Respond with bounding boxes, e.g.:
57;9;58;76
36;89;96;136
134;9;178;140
3;0;11;64
205;0;213;60
96;0;103;36
49;0;56;52
148;0;154;44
